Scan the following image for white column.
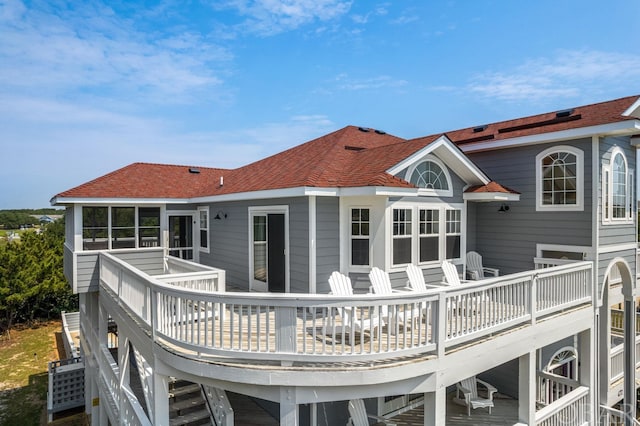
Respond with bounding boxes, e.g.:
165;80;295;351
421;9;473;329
423;388;446;426
280;386;298;426
518;351;536;425
152;373;170;426
578;327;595;425
624;298;636;425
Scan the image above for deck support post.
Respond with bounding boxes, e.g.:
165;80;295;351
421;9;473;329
578;327;595;425
423;388;445;426
623;297;636;425
280;386;298;426
152;372;170;426
518;350;536;425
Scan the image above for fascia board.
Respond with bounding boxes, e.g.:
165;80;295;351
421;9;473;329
460;120;640;153
622;97;640;118
386;135;490;185
50;197;185;205
463;192;520;202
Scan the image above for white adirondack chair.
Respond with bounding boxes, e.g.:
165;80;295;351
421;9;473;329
441;260;466;286
368;267;420;330
405;264;427;291
347;398;397;426
328;271;383;343
466;251;499;280
455;376;498;416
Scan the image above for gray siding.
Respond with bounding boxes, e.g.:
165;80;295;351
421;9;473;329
65;207;74;250
113;250;165;276
200;197;311;292
468;138;593;275
598;136;637;247
315;197;340;294
76;252;100;293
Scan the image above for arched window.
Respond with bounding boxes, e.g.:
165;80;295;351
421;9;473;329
541;347;578;405
405;156;452;196
536;146;584;211
602;148;633;223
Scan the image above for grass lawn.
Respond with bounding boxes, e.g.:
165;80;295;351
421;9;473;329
0;321;86;426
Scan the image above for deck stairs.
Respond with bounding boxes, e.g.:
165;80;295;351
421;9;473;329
169;379;213;426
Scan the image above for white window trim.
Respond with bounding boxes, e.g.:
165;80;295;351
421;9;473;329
386;201;465;272
198;206;210;253
349;206;372;269
535;243;593;261
404;155;454;197
535;145;584;212
602;147;634;225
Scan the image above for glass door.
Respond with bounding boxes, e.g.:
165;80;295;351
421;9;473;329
168;215;194;260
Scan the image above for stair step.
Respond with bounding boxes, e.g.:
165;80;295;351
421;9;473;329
170;384;201;399
169;408;212;426
170;397;206;416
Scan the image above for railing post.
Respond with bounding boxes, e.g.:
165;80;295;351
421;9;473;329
275;306;297;365
436;292;446;358
530;273;537;325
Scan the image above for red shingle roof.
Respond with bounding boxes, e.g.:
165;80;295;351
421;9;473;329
53;95;639;201
465;181;520;195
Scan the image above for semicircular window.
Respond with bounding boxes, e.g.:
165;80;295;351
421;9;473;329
409;160;449;190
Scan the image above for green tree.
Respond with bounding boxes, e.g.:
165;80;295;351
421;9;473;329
0;218;77;335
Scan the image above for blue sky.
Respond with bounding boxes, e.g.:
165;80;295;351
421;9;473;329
1;0;640;209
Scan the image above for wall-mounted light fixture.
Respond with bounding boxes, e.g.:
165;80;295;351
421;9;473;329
214;210;227;220
498;203;510;213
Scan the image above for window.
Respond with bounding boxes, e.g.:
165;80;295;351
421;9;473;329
392;209;412;265
419;209;439;262
603;148;633;223
351;208;370;266
446;209;461;259
82;207;108;250
139;208;160;247
535;146;583;211
82;206;161;250
111;207;135;249
392;205;463;267
405;156;453;196
199;207;209;252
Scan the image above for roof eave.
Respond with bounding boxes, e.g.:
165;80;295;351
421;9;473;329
463;192;520;202
459;120;640;153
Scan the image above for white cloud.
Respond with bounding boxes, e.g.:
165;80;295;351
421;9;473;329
469;50;640;101
214;0;352;36
0;0;229;103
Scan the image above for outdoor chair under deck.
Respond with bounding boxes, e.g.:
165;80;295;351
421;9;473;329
368;267;421;331
466;251;499;280
347;398;397;426
454;376;498;416
328;271;384;344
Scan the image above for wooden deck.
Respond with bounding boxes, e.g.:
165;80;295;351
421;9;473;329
391;392;519;425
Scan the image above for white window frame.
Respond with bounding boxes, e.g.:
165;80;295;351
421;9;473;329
602;147;634;224
535;145;584;211
198;206;210;253
387;202;465;271
81;205;163;251
404;155;453;197
350;207;371;268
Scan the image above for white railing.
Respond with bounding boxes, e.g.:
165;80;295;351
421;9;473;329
534;257;579;269
61;311;80;358
537;371;579;407
121;386;153;426
609;334;640;383
600;404;640;425
536;386;589;426
100;252;593;363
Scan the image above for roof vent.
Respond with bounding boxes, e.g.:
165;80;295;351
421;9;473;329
358;127;370;132
473;125;488;133
374;129;386;135
189;167;200;174
345;145;366;151
555;108;574;118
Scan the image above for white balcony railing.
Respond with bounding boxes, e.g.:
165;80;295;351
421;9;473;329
99;252;593;364
609;334;640;383
535;386;589;426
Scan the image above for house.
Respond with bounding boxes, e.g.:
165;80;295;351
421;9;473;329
50;94;640;425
